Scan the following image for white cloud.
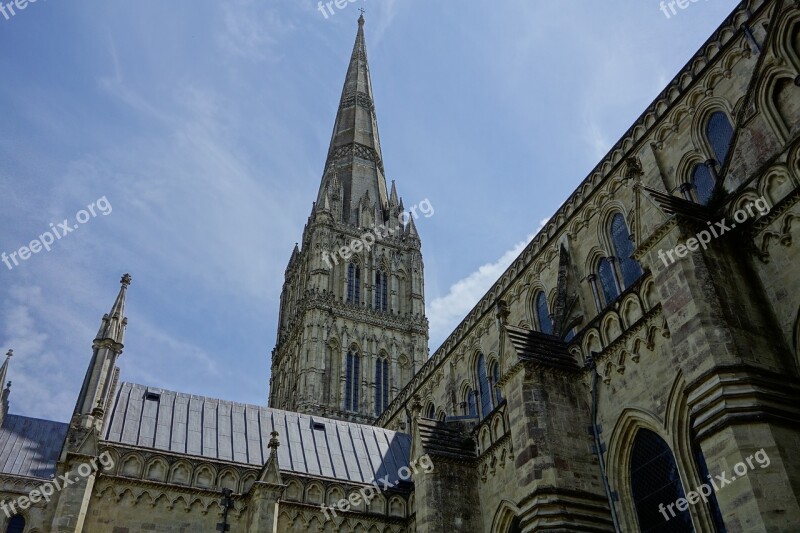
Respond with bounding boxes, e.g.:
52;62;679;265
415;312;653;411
426;218;548;352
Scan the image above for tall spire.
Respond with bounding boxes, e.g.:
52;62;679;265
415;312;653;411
74;274;132;429
0;350;11;394
0;350;11;427
95;273;131;345
317;15;389;225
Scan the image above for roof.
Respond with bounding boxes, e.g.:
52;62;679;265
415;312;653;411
505;325;580;372
416;418;476;462
0;414;68;479
104;382;412;486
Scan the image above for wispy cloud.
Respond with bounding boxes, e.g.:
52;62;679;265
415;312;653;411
216;0;292;61
427;218;549;351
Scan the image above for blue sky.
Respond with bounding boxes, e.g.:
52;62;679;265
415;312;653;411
0;0;740;422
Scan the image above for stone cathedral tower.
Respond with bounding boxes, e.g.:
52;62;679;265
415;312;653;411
269;15;428;424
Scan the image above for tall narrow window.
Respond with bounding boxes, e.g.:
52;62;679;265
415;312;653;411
598;258;619;306
398;275;409;314
610;213;643;288
630;429;693;532
535;292;553;334
374;357;389;417
426;403;435;419
347;264;361;304
692;163;715;206
345;349;360;412
476;353;492;417
706;111;734;167
5;515;24;533
375;270;388;311
491;361;503;404
465;388;477;416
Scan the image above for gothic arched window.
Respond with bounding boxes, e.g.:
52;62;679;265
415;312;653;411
610;213;643;288
630;429;693;532
535;292;553;334
347;263;361;304
706;110;734;167
5;515;24;533
375;270;388;311
426;403;435;419
344;349;360;412
692;163;715;206
374;356;389;417
598;258;619;306
476;353;492;418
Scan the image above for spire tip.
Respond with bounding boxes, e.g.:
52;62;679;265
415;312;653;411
121;273;132;287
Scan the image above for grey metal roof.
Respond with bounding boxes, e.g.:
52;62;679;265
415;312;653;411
0;414;68;479
104;382;412;485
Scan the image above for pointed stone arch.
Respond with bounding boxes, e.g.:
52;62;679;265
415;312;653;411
168;460;192;486
119;453;144;479
756;65;798;143
690;97;735;160
143;456;168;482
606;407;668;531
773;6;800;71
490;499;520;533
216;467;238;492
193;464;216;489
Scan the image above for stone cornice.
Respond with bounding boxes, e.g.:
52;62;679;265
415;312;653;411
97;472;228;499
592;304;665;365
517;486;613;532
279;500;411;527
685;364;800;441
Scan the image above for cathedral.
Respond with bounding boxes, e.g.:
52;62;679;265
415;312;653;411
1;0;799;531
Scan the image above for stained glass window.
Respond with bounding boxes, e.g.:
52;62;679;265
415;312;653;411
374;357;389;417
630;429;694;532
706;111;733;166
536;292;553;334
345;350;360;411
491;362;502;404
347;264;361;304
611;213;643;288
375;271;388;311
477;353;492;418
598;258;619;305
466;388;477;416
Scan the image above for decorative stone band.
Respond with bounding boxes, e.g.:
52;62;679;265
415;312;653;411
339;91;375;114
517;487;614;532
325;141;385;176
750;187;800;263
686;364;800;441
